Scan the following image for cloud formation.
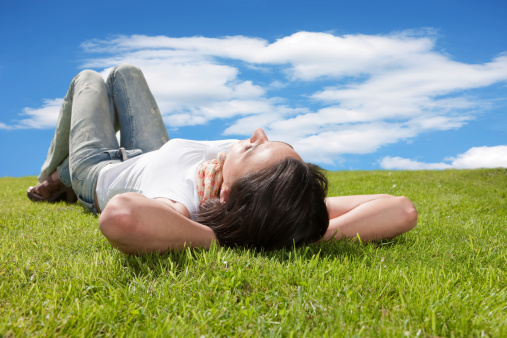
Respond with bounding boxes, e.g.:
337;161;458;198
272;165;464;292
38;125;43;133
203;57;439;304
1;99;63;130
381;145;507;169
6;31;507;165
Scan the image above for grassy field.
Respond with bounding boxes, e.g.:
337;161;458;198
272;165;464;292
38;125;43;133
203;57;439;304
0;169;506;337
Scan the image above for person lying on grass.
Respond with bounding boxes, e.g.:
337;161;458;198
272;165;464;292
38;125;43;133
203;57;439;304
27;64;418;254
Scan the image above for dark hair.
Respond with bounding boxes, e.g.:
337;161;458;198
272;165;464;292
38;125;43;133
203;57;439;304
195;158;329;250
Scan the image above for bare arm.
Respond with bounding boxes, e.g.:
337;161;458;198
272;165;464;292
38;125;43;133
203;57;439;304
323;194;418;242
99;193;216;254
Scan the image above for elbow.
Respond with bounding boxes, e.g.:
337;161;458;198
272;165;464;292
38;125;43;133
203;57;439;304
99;194;138;253
398;196;418;233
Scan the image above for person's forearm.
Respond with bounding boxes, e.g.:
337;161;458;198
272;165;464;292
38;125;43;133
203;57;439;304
324;196;417;242
325;194;395;219
99;193;216;254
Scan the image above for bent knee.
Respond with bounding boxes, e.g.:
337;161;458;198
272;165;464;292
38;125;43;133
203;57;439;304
113;63;143;78
74;69;103;83
71;69;106;93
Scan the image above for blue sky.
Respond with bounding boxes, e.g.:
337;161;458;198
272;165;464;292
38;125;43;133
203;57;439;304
1;0;506;178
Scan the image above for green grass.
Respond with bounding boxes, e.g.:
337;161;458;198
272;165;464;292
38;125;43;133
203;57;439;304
1;169;506;337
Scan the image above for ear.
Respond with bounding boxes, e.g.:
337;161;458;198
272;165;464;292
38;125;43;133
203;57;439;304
220;184;230;204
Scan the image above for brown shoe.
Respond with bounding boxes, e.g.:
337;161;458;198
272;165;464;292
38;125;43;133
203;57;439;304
27;175;77;203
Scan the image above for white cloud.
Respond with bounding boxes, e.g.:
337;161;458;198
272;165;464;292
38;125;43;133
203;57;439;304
2;98;63;129
381;145;507;170
448;145;507;169
0;122;12;130
222;104;309;136
407;115;473;132
162;113;207;127
289;122;416;164
6;31;507;166
232;81;265;98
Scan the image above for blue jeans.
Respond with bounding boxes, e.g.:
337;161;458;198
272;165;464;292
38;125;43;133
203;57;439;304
38;64;170;214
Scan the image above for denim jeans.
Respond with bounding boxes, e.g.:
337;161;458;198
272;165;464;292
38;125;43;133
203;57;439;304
38;64;170;214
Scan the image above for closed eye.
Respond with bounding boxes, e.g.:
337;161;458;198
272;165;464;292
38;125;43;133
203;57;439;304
244;144;254;151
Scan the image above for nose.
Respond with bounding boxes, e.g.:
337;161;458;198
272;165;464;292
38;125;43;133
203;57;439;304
250;128;269;144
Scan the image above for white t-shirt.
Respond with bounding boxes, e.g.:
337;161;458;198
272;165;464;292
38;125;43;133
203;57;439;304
95;139;238;218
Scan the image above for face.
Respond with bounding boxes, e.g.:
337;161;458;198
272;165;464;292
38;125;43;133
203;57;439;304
220;128;302;202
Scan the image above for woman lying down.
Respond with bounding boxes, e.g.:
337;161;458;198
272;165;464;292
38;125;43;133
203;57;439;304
27;64;418;254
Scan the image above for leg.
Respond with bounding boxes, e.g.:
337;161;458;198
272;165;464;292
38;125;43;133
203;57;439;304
29;74;96;203
30;69;120;204
67;70;121;213
38;88;76;186
106;64;169;152
31;65;168;212
71;65;170;212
